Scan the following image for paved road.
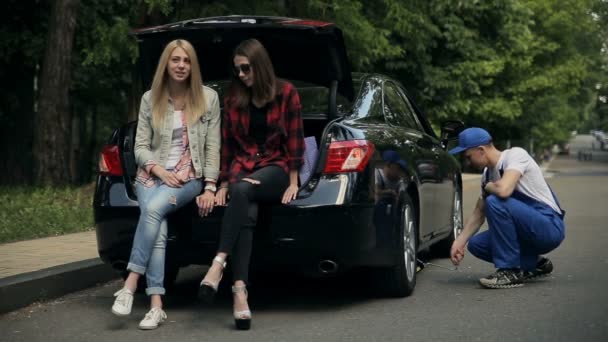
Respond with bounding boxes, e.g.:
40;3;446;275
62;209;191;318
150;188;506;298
1;135;607;342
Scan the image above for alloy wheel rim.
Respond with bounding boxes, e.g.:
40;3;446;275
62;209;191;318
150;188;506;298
403;204;416;281
453;191;463;238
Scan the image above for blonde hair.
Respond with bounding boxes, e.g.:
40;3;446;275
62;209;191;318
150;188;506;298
150;39;207;129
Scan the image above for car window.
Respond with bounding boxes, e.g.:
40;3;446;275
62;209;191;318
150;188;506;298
204;80;354;116
397;87;425;132
383;82;422;131
349;78;385;124
296;85;352;115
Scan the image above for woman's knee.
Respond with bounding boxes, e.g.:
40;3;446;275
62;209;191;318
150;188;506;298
230;181;254;199
139;196;174;218
152;231;167;248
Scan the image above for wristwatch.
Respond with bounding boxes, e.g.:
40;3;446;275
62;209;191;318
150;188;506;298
204;184;217;193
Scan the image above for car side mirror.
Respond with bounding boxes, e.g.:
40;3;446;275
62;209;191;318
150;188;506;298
440;120;465;149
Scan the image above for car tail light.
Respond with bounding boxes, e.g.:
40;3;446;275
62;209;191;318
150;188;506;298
99;144;123;176
323;140;375;173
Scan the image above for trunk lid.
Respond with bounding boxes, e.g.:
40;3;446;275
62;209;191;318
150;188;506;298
131;15;354;101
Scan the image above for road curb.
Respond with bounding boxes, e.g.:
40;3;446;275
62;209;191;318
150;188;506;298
0;258;118;314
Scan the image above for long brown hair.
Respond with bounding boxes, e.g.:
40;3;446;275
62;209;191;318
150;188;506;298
227;39;278;110
150;39;207;129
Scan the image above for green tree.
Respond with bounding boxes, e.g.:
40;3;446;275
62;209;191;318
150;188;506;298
2;0;607;185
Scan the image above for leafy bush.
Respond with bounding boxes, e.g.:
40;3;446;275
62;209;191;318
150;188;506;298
0;184;94;243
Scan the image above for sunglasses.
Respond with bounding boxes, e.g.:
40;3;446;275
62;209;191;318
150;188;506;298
233;63;251;75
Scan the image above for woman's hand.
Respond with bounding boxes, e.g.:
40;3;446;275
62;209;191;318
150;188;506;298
152;166;183;188
214;185;229;206
196;190;216;216
281;184;299;204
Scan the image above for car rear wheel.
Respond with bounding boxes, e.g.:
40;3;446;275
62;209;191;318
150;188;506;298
374;194;417;297
433;186;463;257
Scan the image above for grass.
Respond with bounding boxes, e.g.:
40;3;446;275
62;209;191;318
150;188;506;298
0;184;94;244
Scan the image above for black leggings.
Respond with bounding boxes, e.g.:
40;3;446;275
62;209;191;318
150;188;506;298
218;165;289;283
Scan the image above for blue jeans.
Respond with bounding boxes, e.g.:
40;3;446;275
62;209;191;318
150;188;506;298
128;179;202;295
468;193;565;271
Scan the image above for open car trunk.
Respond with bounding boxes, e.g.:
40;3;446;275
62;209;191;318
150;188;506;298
132;16;354;103
120;16;356;198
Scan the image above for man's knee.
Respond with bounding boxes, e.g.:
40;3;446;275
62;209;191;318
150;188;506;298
484;195;512;217
467;236;482;256
484;194;503;208
467;233;489;259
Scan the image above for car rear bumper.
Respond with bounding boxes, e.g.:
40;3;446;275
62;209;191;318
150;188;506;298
95;202;402;276
253;205;401;274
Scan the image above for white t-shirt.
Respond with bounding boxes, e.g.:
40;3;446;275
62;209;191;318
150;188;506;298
165;110;186;169
484;147;561;214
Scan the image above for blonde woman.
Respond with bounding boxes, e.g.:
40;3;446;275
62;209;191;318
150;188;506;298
111;39;220;330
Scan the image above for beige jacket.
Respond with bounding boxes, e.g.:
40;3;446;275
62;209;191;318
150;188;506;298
134;86;221;180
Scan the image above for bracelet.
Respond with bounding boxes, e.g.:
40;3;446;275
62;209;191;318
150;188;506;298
204;184;217;193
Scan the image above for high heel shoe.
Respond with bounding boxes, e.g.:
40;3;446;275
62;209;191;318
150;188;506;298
198;256;226;303
232;284;252;330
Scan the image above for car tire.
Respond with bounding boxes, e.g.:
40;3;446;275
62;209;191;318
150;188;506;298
433;186;463;257
374;193;417;297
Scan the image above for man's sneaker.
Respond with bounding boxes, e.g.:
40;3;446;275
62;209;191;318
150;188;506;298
138;307;167;330
479;268;524;289
524;257;553;281
111;288;134;316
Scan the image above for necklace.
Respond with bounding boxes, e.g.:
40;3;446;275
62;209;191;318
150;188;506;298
170;94;186;111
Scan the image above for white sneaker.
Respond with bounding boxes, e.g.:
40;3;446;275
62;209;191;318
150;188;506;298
138;307;167;330
111;288;134;316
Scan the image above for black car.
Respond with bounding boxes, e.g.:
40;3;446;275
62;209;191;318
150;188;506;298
94;16;463;297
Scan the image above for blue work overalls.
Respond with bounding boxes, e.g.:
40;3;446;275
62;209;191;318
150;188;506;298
467;171;566;271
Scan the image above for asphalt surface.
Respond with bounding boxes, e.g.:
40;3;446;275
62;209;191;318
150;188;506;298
1;135;607;342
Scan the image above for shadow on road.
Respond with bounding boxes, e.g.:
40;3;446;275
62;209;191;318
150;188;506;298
156;265;380;315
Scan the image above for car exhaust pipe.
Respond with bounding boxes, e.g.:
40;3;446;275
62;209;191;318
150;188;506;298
318;259;339;274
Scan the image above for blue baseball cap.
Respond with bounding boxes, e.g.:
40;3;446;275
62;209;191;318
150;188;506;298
448;127;492;155
382;150;407;170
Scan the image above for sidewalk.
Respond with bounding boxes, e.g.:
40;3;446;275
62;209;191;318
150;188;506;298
0;231;117;314
0;231;98;279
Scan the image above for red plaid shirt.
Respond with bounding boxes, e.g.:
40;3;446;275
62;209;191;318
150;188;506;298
220;81;305;183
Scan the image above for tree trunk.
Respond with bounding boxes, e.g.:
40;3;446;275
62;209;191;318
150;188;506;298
84;106;98;183
70;113;80;183
33;0;80;186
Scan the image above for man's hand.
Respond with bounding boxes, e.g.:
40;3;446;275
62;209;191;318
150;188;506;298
450;239;466;266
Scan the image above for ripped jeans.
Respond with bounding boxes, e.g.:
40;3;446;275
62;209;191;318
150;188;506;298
127;179;202;295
